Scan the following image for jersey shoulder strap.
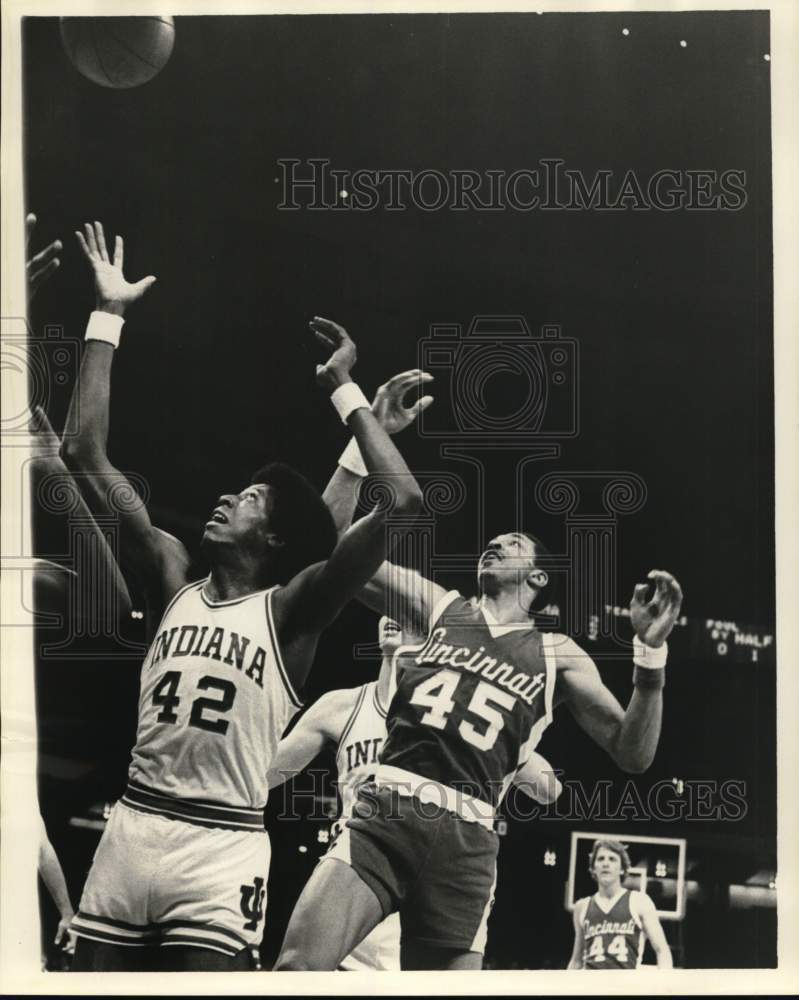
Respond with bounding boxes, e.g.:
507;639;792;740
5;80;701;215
627;889;644;927
428;589;461;631
335;685;369;760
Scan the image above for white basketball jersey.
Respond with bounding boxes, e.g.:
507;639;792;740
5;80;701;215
335;681;388;821
129;579;301;810
334;678;401;972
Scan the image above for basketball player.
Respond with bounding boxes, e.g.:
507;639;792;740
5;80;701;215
268;615;563;971
275;434;683;970
63;222;423;971
28;404;131;621
568;839;672;969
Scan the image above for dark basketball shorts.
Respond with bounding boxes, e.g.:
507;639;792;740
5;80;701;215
324;782;499;954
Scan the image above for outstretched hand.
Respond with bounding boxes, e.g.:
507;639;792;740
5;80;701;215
26;214;62;299
371;369;434;434
630;570;684;648
309;316;357;392
75;221;156;315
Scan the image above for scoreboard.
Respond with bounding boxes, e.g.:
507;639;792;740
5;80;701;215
585;607;775;667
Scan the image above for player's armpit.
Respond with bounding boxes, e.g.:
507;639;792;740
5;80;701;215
555;636;663;774
267;688;355;789
357;561;448;636
61;342;191;616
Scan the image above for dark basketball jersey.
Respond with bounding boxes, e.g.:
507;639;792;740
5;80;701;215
580;889;645;969
379;591;556;806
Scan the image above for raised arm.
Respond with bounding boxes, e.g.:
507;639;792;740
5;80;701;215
322;369;433;537
321;367;445;633
30;405;131;620
267;687;356;790
555;571;683;773
60;221;190;615
274;320;428;683
512;750;563;804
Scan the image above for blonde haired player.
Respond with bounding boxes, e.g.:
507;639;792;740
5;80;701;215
269;615;563;971
568;839;672;970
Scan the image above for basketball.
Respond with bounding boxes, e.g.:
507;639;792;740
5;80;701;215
60;17;175;89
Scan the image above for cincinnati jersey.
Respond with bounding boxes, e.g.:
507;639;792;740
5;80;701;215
380;591;556;806
129;579;302;810
579;890;645;969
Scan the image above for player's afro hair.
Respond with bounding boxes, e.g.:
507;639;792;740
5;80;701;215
250;461;337;584
589;839;632;878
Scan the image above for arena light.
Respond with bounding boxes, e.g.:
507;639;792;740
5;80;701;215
544;849;557;867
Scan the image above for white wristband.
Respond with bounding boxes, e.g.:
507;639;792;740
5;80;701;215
633;636;668;669
338;438;368;478
85;310;124;349
330;382;370;424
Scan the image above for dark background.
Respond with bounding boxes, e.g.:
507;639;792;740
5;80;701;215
24;11;775;970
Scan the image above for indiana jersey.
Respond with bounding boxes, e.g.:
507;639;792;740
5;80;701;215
335;681;389;823
128;579;302;811
579;890;645;969
380;591;556;806
332;680;401;972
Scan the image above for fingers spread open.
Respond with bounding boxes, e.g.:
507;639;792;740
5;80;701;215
94;220;109;261
27;239;61;270
384;369;432;390
29;258;60;288
311;327;337;351
84;222;99;257
75;229;92;260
